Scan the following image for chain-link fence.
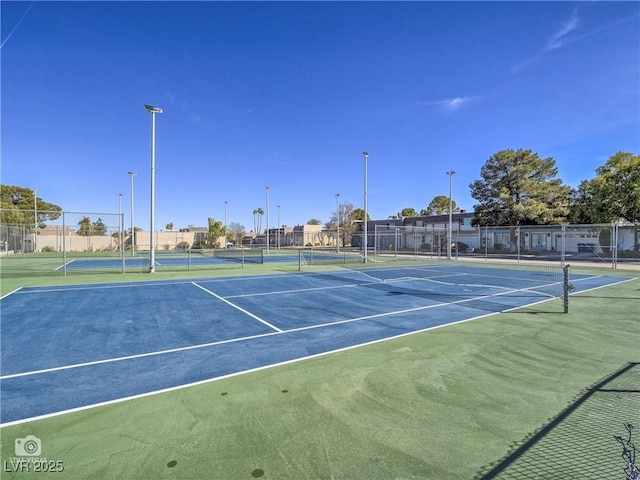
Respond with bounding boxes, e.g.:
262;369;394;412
475;363;640;480
2;211;638;279
367;223;639;269
0;210;259;279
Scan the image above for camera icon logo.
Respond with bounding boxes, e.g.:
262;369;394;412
14;435;41;456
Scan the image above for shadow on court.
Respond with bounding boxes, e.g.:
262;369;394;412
475;362;640;480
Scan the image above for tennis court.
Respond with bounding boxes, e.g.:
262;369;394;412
60;248;264;271
0;263;630;426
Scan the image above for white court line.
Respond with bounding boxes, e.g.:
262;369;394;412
0;289;553;428
191;282;283;332
1;277;632;426
0;330;282;381
0;280;546;381
54;259;76;271
226;283;360;299
0;310;501;427
0;287;22;300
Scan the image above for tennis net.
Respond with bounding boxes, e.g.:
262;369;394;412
297;248;365;268
209;248;264;264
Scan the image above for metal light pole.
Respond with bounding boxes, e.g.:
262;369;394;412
362;152;368;263
224;201;228;247
33;188;38;252
118;193;125;273
335;193;340;252
446;170;456;260
118;193;123;249
265;186;270;254
144;104;162;272
277;205;281;250
127;171;136;256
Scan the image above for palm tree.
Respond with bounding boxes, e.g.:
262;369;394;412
77;216;93;236
253;208;264;233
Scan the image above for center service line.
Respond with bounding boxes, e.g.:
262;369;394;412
191;282;283;332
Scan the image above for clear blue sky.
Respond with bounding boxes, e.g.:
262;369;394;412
2;1;638;232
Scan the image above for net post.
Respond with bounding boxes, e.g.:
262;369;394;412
298;248;302;271
563;264;570;313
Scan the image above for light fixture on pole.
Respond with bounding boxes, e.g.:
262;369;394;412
144;104;163;272
362;152;368;263
446;170;456;260
127;171;136;256
265;186;270;254
335;193;340;252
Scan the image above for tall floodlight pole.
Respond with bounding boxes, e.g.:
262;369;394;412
119;193;125;272
33;188;38;252
224;201;228;247
265;186;270;254
144;104;162;272
446;170;456;260
335;193;340;252
118;193;123;250
362;152;368;263
127;172;136;256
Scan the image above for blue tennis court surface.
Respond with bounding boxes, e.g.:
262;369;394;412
0;264;631;425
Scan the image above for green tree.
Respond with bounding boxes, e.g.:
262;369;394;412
351;208;370;221
470;149;571;251
166;222;174;231
207;217;225;248
0;185;62;226
399;207;417;217
92;218;107;236
423;195;457;215
307;218;321;225
77;217;94;236
569;152;640;223
470;149;570;227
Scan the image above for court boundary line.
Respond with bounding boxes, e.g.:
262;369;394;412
0;287;22;300
0;280;555;381
54;259;76;271
0;305;540;428
0;278;634;427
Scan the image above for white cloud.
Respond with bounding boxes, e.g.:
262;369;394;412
1;2;34;50
513;7;638;74
546;8;580;50
512;8;581;73
417;96;471;113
